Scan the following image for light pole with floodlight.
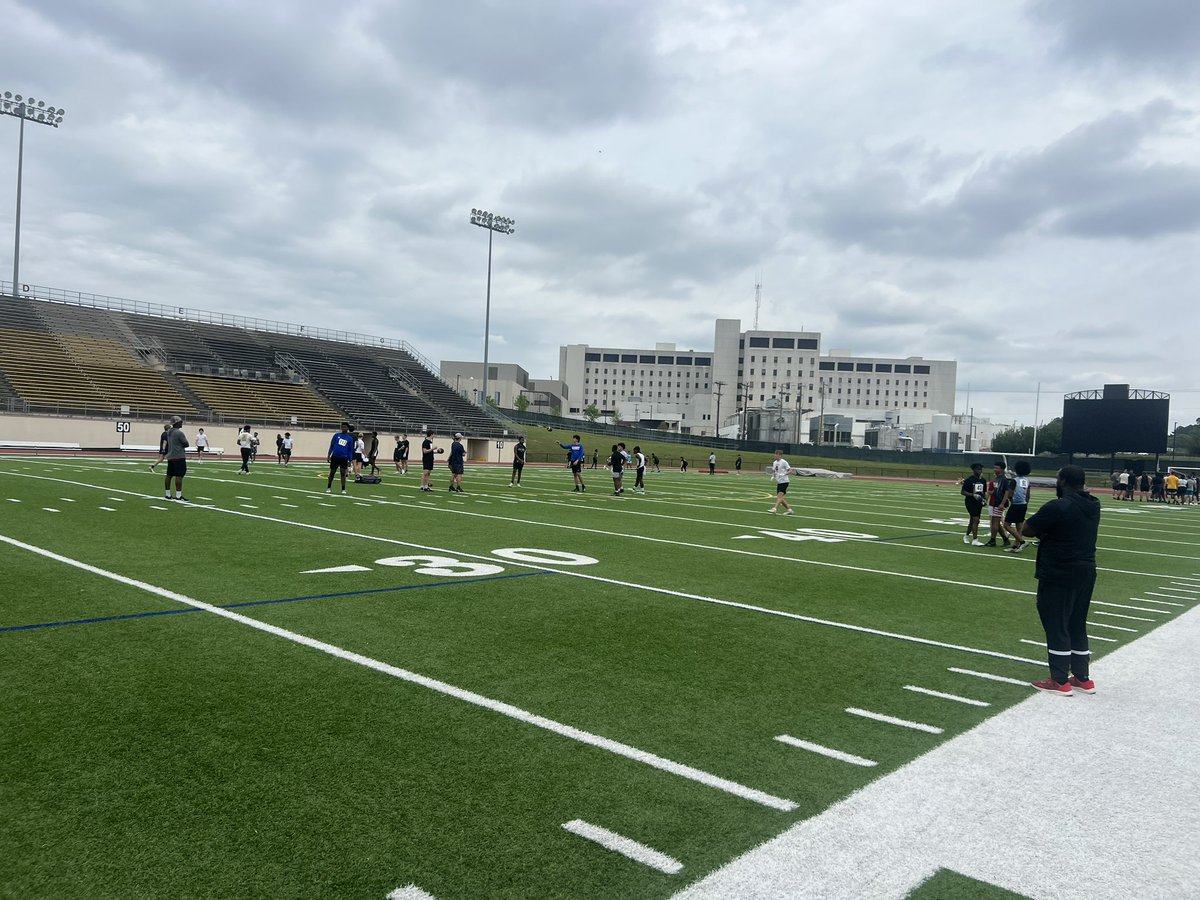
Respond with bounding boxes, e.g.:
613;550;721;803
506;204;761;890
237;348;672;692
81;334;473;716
1;91;64;298
468;207;515;410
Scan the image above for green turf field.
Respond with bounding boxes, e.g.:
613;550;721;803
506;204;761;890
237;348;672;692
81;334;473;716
1;453;1196;899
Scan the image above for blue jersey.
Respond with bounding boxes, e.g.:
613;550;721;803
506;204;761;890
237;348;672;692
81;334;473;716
328;432;355;459
559;442;585;463
450;442;465;465
1011;476;1030;505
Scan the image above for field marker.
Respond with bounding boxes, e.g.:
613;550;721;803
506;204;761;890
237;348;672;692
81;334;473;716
1167;583;1200;592
0;531;797;813
99;506;116;512
273;495;288;500
239;504;258;509
775;735;877;767
1133;597;1185;608
947;668;1029;687
902;686;989;707
318;502;334;507
1092;601;1169;614
149;506;169;511
7;498;19;502
846;708;943;734
42;507;60;513
280;503;299;508
302;565;372;574
195;496;211;501
107;497;125;502
1088;620;1137;632
561;820;683;874
1146;591;1195;601
354;502;371;507
1091;610;1154;622
59;498;75;502
386;886;437;900
235;496;252;500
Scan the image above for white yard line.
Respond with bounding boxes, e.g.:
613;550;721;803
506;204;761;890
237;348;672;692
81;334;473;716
0;532;796;814
386;886;437;900
775;735;877;767
1132;597;1185;608
562;820;683;874
845;708;943;735
1091;610;1154;623
0;471;1048;668
946;668;1030;687
676;605;1200;900
1091;601;1169;614
901;686;989;707
1088;620;1137;633
1146;591;1196;601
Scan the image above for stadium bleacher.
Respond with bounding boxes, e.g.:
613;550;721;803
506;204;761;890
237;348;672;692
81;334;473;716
0;294;507;436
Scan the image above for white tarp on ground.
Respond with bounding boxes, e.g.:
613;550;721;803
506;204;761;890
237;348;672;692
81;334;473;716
676;601;1200;900
790;467;852;479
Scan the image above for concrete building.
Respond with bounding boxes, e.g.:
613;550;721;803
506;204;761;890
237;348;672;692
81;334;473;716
439;361;568;414
558;319;959;446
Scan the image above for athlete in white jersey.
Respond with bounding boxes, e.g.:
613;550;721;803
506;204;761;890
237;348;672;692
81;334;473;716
770;450;795;515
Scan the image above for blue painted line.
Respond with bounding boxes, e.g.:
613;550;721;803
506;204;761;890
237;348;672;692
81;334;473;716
0;570;550;634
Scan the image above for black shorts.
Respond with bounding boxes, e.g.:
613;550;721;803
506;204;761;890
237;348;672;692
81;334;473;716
423;458;434;471
329;457;349;473
449;463;464;475
165;458;187;477
776;482;789;494
281;450;291;460
964;498;984;516
571;461;582;473
1004;503;1028;525
513;460;524;469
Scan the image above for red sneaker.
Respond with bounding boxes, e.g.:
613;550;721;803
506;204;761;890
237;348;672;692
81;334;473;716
1068;676;1096;694
1031;678;1073;696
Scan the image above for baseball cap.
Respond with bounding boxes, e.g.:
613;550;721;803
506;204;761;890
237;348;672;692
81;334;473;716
454;432;463;439
170;416;183;425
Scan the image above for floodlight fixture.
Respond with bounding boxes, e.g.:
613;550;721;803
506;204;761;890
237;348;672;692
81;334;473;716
468;206;516;408
2;89;65;297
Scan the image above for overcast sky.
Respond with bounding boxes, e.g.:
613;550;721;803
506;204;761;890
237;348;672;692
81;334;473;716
3;0;1198;429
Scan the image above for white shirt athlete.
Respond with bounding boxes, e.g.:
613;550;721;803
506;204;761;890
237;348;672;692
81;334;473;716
237;431;252;450
772;457;792;484
195;432;209;450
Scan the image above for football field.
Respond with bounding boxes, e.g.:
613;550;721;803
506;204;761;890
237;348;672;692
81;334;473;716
2;455;1196;899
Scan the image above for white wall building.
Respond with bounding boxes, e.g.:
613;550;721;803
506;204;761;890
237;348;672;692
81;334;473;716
559;319;958;445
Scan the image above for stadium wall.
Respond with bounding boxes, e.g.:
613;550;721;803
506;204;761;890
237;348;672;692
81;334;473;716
0;414;507;463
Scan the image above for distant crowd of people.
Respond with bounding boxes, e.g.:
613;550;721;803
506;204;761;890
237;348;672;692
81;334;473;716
1110;468;1198;504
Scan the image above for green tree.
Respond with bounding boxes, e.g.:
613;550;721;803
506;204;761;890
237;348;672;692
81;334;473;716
583;403;600;423
612;406;623;425
514;394;530;413
1036;417;1063;454
550;404;561;417
990;417;1063;454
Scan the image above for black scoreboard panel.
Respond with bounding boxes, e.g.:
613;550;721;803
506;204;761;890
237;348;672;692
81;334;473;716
1061;397;1169;454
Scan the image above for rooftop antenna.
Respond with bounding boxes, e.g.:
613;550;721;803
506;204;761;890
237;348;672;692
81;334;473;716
753;272;762;331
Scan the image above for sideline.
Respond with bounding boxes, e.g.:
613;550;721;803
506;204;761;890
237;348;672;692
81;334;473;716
675;603;1200;899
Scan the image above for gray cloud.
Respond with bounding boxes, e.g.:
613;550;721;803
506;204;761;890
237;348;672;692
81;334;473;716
800;100;1200;257
1028;0;1200;73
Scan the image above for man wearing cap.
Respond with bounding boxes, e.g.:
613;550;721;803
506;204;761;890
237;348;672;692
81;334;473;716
448;433;466;493
163;416;190;502
960;462;988;545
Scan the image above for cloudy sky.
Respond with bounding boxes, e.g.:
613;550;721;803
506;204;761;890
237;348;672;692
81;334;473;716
3;0;1198;429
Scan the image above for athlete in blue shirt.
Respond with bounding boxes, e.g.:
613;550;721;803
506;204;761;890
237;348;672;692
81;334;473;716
326;422;355;494
559;434;586;492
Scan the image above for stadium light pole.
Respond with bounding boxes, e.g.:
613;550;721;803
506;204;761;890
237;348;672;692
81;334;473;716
469;208;515;410
1;91;64;298
713;380;725;438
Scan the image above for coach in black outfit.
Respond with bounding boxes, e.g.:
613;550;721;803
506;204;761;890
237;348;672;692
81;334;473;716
1021;465;1101;696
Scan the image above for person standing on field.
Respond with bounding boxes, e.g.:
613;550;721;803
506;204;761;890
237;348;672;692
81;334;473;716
632;446;647;494
236;425;253;474
961;462;988;545
163;416;190;502
194;427;209;463
447;432;466;493
510;436;526;486
735;454;743;475
770;449;794;515
559;435;587;492
326;422;354;494
1003;460;1033;552
983;461;1013;547
1021;465;1100;696
280;432;293;466
149;421;170;472
708;451;717;475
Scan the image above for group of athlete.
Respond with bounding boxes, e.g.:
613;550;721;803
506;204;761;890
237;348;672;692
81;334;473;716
1111;468;1198;504
960;460;1033;550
